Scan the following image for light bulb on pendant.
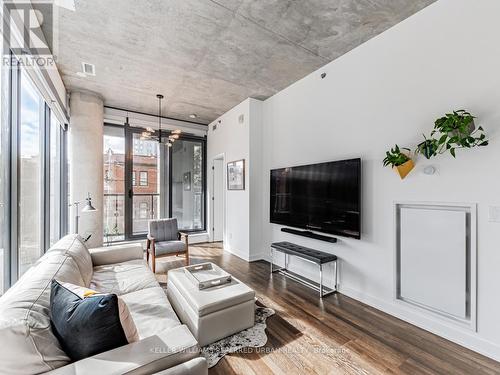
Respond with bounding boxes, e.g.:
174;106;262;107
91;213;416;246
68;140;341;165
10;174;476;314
167;142;173;147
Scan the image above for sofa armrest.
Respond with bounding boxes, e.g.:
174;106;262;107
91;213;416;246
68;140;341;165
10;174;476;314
44;325;200;375
152;357;207;375
89;243;144;266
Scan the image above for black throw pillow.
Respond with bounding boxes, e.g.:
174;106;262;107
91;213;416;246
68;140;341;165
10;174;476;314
49;279;128;361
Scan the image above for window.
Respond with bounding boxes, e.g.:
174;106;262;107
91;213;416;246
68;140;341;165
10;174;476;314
49;112;63;246
18;71;43;276
102;124;205;242
139;202;148;219
0;58;68;290
139;171;148;186
132;134;159;235
171;138;205;231
103;126;125;243
0;43;6;294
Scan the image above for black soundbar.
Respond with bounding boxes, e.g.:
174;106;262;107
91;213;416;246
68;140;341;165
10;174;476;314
281;228;338;243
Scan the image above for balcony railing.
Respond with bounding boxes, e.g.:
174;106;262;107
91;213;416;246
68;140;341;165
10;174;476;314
103;193;159;244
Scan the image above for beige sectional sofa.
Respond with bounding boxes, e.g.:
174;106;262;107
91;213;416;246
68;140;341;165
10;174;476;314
0;235;207;375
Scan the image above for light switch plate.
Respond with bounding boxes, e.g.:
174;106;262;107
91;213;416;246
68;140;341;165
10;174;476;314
488;206;500;222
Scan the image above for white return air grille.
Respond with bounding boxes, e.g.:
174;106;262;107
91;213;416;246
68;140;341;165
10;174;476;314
81;62;95;76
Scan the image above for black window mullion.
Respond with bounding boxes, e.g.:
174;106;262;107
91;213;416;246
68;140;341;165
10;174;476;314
60;125;68;236
123;122;133;240
42;104;50;252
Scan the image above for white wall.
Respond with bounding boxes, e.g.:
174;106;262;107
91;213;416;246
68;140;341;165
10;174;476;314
256;0;500;360
207;98;263;261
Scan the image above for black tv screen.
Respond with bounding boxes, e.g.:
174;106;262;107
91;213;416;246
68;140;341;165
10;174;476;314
270;158;361;239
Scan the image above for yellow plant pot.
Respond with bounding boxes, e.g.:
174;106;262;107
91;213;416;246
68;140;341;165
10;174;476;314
395;159;414;179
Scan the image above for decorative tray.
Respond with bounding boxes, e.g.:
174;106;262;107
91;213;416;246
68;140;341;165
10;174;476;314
184;262;232;290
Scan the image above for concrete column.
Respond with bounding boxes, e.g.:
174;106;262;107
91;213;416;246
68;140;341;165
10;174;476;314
69;91;104;248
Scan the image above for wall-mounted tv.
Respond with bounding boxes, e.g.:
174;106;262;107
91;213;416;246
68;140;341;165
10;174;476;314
270;158;361;239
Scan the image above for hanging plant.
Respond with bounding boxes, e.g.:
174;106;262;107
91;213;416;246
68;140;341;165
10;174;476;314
416;134;440;159
416;110;489;158
433;110;476;136
383;145;414;179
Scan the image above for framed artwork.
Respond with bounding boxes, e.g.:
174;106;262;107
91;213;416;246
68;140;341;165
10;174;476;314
227;159;245;190
183;171;191;191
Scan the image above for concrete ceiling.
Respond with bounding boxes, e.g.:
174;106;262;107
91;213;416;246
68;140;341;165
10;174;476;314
40;0;436;124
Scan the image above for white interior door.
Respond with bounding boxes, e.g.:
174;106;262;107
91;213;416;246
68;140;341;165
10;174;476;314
212;158;224;242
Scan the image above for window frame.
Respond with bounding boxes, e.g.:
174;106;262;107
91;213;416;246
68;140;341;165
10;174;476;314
3;56;68;288
168;133;207;233
103;123;207;242
139;171;148;186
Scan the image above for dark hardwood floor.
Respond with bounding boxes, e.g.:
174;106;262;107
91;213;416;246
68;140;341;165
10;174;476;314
154;242;500;375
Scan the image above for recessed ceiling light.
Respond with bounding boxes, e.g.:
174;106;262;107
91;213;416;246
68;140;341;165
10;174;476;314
189;114;197;119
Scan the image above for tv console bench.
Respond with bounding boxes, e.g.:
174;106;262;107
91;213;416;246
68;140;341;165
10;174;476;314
270;241;338;298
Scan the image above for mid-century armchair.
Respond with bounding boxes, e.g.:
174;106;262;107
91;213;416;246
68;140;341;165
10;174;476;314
146;218;189;273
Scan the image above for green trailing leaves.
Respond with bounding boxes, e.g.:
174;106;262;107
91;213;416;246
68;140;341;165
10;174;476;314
383;145;411;168
385;110;489;172
415;109;489;159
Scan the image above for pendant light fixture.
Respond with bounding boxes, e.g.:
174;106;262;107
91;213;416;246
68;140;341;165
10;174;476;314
156;94;165;145
155;93;181;147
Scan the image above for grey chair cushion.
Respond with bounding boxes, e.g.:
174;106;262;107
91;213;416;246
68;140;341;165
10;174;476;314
155;241;186;256
149;218;179;242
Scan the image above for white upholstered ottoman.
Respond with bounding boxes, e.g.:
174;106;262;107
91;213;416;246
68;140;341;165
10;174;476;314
167;266;255;347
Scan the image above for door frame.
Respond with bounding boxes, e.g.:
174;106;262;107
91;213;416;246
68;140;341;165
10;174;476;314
210;153;225;242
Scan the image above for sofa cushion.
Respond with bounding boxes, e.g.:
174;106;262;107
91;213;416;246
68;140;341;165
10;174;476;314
44;325;200;375
47;235;93;286
50;280;129;361
120;286;181;339
90;259;158;295
0;235;88;373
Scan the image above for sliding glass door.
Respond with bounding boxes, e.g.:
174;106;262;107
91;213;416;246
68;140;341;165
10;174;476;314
103;124;206;242
132;133;160;235
170;138;205;231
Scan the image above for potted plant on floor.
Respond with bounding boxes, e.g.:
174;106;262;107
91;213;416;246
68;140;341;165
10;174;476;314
383;144;415;179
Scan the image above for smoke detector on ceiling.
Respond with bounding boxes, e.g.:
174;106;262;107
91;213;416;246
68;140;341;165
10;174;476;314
81;62;95;76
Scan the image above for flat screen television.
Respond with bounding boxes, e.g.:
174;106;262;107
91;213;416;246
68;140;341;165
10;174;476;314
270;158;361;239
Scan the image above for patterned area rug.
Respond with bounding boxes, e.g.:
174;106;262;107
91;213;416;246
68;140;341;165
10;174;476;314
201;305;275;368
